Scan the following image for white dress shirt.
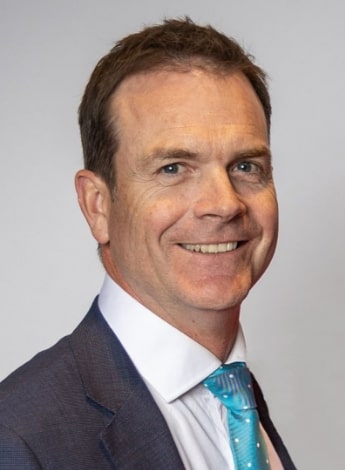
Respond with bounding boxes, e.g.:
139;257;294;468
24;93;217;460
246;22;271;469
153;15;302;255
98;274;283;470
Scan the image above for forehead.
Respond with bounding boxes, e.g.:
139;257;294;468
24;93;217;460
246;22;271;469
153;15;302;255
110;68;268;152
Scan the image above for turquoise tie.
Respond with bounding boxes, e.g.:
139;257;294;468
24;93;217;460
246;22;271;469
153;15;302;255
203;362;271;470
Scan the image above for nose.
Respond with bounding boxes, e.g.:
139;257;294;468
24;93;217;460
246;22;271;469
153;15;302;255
193;168;246;221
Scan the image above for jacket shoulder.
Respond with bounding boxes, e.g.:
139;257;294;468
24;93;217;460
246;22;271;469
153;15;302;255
0;333;81;429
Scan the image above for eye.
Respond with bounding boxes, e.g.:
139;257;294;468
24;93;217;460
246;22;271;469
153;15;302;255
161;163;182;175
234;161;259;173
230;158;272;188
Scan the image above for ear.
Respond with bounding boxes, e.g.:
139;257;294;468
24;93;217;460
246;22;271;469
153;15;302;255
75;169;111;244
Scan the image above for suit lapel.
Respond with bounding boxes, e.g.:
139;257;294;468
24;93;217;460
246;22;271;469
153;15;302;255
101;385;184;469
70;299;184;469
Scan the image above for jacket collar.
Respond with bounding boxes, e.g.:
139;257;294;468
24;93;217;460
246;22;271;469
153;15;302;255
70;298;184;469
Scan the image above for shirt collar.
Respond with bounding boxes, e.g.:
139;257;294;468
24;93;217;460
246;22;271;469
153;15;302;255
98;274;247;403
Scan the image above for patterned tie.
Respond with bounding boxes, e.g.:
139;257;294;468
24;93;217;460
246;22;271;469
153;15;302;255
203;362;271;470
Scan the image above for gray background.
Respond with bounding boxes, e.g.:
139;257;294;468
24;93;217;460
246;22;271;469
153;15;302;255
1;1;344;468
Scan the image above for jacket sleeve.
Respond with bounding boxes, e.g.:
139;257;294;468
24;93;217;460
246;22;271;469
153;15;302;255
0;424;42;469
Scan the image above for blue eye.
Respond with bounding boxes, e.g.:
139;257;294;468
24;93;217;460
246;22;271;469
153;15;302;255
235;161;258;173
162;163;180;174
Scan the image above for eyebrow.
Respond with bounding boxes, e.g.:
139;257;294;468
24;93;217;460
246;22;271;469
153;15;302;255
144;148;199;163
142;144;272;165
237;145;272;162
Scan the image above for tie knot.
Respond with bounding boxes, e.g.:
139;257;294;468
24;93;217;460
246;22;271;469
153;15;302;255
203;362;257;411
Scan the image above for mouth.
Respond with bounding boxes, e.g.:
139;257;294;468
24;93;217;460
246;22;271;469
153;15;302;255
181;241;238;254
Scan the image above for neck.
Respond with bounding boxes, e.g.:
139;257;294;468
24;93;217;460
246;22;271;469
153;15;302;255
132;285;241;361
173;308;241;362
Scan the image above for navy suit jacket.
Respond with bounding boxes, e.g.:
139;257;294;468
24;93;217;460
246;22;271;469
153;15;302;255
0;299;296;469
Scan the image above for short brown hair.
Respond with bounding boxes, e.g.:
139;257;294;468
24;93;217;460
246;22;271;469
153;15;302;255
79;17;271;189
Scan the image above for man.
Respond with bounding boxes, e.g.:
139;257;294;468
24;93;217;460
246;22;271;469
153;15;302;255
0;18;296;469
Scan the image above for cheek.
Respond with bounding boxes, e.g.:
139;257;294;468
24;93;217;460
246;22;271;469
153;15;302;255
110;179;192;254
254;188;278;232
257;200;279;262
142;193;189;235
264;198;279;238
249;192;278;256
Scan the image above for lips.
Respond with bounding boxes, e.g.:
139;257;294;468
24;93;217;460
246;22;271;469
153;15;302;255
181;242;238;254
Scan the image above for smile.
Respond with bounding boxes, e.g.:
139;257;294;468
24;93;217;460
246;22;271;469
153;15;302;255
181;242;238;254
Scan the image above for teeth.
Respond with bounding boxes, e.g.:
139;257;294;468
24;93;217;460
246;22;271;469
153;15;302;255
182;242;238;254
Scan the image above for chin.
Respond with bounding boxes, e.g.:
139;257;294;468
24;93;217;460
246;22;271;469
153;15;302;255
206;275;250;296
185;287;250;312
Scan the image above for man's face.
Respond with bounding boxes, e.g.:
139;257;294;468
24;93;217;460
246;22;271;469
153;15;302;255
102;69;278;328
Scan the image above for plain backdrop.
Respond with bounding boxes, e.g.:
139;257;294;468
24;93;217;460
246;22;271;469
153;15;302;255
1;1;345;468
